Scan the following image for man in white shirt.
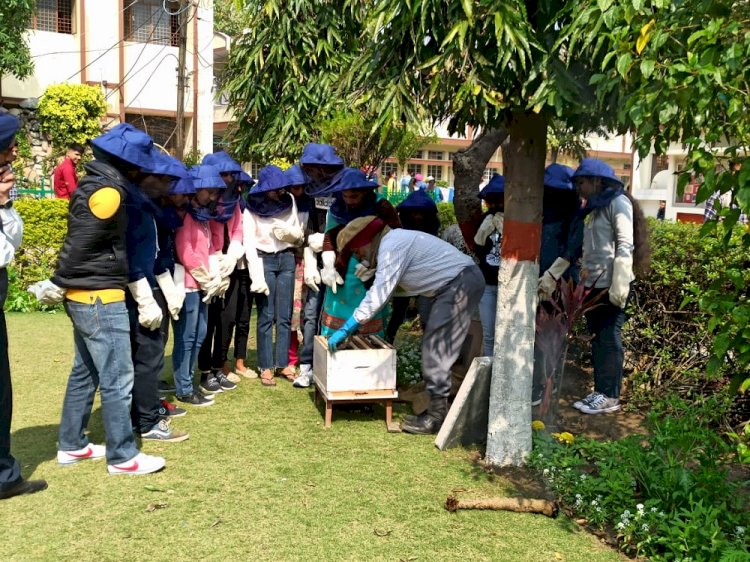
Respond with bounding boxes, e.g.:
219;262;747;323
327;216;484;434
0;113;47;499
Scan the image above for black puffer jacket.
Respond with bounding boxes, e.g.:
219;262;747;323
52;160;129;290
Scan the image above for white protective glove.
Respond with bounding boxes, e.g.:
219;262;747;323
354;262;376;283
474;212;504;246
303;246;321;292
218;254;237;278
190;265;223;302
27;280;66;305
320;250;344;294
127;278;163;330
208;252;221;277
156;271;185;321
216;275;231;299
248;253;270;296
538;257;570;301
609;256;634;309
307;232;324;253
272;224;304;245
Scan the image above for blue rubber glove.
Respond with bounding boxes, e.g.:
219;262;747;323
328;316;360;352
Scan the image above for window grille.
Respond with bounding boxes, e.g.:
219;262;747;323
407;163;422;177
124;0;180;47
427;150;444;161
125;114;178;152
426;165;443;180
33;0;73;34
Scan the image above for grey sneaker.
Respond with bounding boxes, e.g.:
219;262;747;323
141;419;190;442
573;391;601;411
579;393;620;414
293;364;313;388
215;372;237;391
200;376;222;395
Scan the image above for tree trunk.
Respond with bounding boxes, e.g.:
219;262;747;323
451;128;508;248
485;111;546;467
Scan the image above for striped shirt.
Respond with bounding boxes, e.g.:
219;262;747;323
352;228;475;324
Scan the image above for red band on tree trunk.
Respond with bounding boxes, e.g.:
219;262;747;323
501;219;542;262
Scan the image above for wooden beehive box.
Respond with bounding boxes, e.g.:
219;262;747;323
313;335;397;394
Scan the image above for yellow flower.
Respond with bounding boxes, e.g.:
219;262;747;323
532;420;546;431
552;432;575;444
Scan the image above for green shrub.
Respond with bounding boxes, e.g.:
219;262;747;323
529;398;750;561
436;202;456;234
37;83;106;151
7;199;68;312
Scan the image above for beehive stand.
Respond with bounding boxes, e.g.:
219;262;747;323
312;335;398;430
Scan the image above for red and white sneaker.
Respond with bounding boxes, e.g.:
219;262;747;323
107;453;166;475
57;444;106;465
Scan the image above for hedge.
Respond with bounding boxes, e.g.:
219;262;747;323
6;198;68;312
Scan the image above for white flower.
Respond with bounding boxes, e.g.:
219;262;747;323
596;507;602;512
543;468;549;476
736;526;746;536
580;474;587;480
659;511;665;517
622;510;631;518
642;524;649;532
616;522;625;530
575;493;582;500
651;507;658;513
636;503;644;512
591;499;598;506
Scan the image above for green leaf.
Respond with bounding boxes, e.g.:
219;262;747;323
461;0;473;22
640;59;655;78
616;52;633;77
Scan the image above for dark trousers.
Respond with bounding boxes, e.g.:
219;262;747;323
300;283;324;366
127;289;166;434
198;294;225;373
584;287;626;398
0;304;21;491
221;269;255;362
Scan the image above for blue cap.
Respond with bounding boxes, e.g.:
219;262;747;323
397;189;438;211
544;163;575;191
202;151;242;174
148;151;188;178
91;123;155;171
238;170;255;186
0;113;20;152
327;167;379;193
299;143;344;167
249;165;291;195
170;175;196;195
573;158;623;187
478;174;505;199
284;164;307;186
188;164;225;189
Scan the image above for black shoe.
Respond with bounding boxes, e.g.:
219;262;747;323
0;479;48;500
177;391;214;407
158;399;187;418
158;380;176;397
215;372;237;391
401;397;448;435
531;387;544;407
199;376;222;395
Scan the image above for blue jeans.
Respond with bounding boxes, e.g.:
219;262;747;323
172;292;208;397
478;284;498;357
300;283;324;366
585;287;627;398
58;299;139;465
256;251;295;370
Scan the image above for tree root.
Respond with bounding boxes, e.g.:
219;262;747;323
445;495;558;518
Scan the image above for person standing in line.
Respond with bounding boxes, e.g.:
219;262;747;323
53;143;84;200
0;113;47;498
243;165;304;386
472;173;505;357
539;158;650;414
292;143;345;389
38;124;166;475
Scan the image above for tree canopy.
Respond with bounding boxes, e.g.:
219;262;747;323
0;0;35;79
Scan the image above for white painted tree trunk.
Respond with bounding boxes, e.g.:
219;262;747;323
485;258;538;466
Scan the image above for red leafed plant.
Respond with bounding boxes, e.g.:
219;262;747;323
535;273;605;423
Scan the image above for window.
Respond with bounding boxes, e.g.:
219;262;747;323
483;168;499;182
651;154;669;180
407;163;422;177
427;150;444;161
426;165;443;180
125;113;178;152
380;162;397;178
411;150;423;159
32;0;73;34
250;162;264;178
124;0;180;47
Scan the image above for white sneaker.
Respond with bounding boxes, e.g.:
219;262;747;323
293;364;313;388
579;393;620;415
107;453;166;475
573;391;601;411
57;444;106;465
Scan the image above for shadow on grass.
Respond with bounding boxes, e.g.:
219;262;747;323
11;423;59;479
304;388;411;428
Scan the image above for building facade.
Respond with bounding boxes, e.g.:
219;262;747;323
0;0;215;157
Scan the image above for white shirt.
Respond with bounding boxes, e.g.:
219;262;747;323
0;206;23;268
352;229;475;324
242;197;302;255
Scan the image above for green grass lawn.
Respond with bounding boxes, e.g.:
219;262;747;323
2;312;621;561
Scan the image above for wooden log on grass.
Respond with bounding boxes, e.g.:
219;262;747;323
445;495;558;518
